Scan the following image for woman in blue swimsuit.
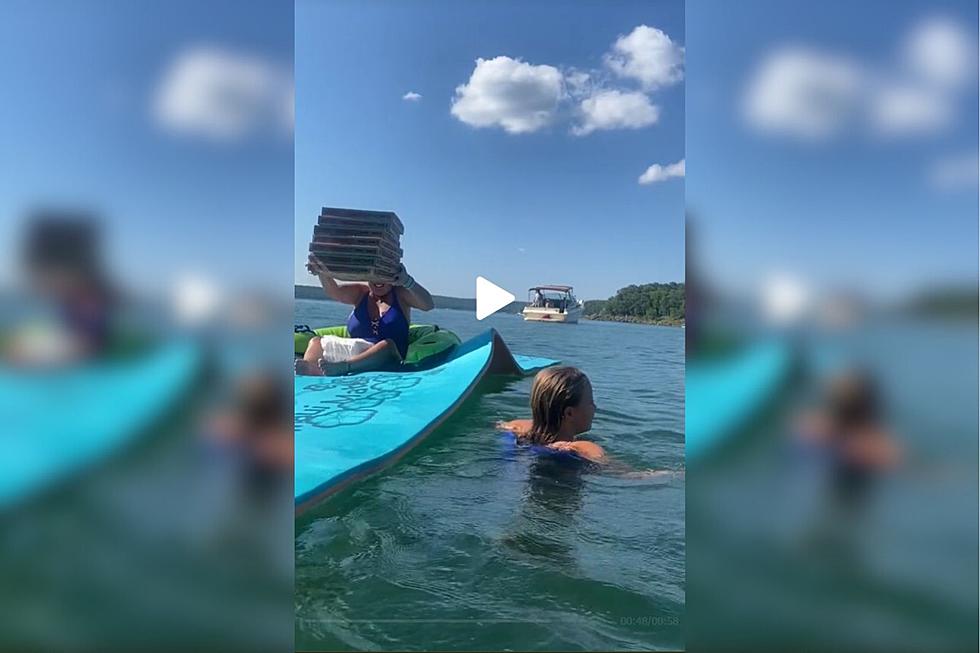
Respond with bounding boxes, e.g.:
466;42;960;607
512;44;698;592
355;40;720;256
499;366;679;479
296;254;435;376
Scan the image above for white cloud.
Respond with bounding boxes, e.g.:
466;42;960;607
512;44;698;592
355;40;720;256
573;90;659;136
929;152;979;190
742;47;863;141
402;91;422;101
743;18;977;143
448;25;682;138
153;46;293;142
638;158;685;184
564;69;592;99
604;25;684;90
450;56;563;133
869;81;952;136
903;17;975;89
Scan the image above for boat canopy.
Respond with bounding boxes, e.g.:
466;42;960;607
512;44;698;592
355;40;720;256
528;285;573;292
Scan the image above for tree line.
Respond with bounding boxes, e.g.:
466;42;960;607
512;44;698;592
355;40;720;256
584;282;685;324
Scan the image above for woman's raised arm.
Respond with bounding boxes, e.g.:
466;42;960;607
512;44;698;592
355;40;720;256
307;254;366;305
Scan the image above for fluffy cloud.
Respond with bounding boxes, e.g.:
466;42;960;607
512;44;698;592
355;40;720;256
402;91;422;101
604;25;684;90
564;69;592;99
450;56;563;134
449;25;683;137
573;90;660;136
903;18;974;89
864;17;976;137
639;158;685;184
742;47;862;141
743;18;977;142
869;82;952;136
153;46;293;142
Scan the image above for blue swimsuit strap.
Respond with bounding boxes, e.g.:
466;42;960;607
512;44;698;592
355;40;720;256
501;430;585;462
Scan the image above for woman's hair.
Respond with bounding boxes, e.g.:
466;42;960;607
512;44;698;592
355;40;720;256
527;366;591;445
23;211;117;303
828;370;880;432
238;373;288;433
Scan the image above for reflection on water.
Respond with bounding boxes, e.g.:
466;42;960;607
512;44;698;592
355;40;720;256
499;456;589;565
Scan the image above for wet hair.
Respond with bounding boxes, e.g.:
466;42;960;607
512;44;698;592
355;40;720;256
527;366;591;445
828;370;880;432
237;374;288;433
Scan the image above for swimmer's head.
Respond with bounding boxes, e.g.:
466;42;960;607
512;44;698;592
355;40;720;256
236;373;288;435
528;366;595;444
828;370;880;431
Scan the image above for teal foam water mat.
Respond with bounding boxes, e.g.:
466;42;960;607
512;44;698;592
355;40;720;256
0;341;200;508
295;328;556;514
686;340;791;460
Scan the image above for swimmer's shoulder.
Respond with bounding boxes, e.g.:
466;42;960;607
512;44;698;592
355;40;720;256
551;440;605;462
573;440;605;462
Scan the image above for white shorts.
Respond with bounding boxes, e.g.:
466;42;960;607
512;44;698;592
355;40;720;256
318;335;375;363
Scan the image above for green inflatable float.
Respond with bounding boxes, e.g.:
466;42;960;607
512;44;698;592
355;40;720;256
294;323;462;368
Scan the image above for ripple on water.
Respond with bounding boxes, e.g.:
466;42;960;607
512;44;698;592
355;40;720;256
295;303;684;651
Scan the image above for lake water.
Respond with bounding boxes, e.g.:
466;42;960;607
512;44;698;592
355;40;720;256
687;318;978;651
294;299;686;651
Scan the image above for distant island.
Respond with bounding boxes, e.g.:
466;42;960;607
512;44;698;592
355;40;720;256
583;282;685;326
296;281;685;326
899;284;977;320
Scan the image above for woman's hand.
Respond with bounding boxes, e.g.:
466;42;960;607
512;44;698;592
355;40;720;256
496;419;532;436
394;263;435;311
393;263;414;288
306;254;330;277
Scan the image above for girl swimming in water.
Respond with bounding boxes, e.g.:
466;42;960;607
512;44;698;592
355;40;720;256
498;367;680;480
497;366;606;463
795;369;902;509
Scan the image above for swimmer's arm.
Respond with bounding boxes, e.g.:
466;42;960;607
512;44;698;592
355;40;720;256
585;449;679;479
849;429;903;470
496;419;532;437
253;427;294;471
204;412;244;445
493;425;662;474
493;422;607;462
550;440;607;463
793;411;832;444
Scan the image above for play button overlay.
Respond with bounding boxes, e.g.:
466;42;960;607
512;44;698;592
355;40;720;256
476;276;515;320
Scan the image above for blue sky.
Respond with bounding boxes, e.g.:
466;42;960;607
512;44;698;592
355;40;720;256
0;0;293;298
295;0;685;301
687;0;978;299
